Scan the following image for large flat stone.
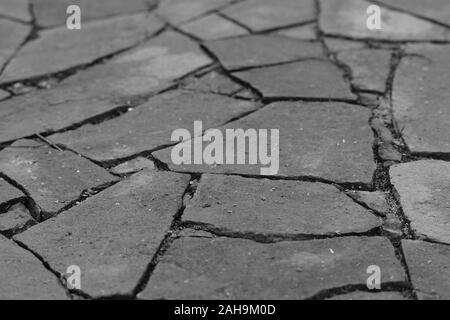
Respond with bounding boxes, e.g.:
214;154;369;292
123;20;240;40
319;0;450;41
50;90;257;162
403;240;450;300
393;44;450;153
31;0;158;27
0;235;68;299
390;160;450;244
233;60;355;99
180;13;248;40
0;13;164;83
184;174;381;235
0;139;118;220
154;101;376;184
0;177;24;212
140;234;404;299
0;0;31;21
0;31;212;143
222;0;315;32
14;169;191;297
204;35;324;70
0;19;30;71
337;49;392;93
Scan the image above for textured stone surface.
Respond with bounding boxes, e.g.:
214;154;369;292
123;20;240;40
0;89;10;101
184;175;381;235
329;291;406;300
205;35;324;70
140;234;404;299
110;157;155;175
0;13;164;83
0;139;118;219
319;0;450;41
345;191;391;216
0;19;30;72
0;177;24;211
222;0;315;32
15;170;190;297
0;235;68;299
324;38;366;52
0;31;212;143
403;240;450;300
183;71;242;96
0;203;36;237
233;60;355;99
393;44;450;153
155;101;376;184
31;0;158;27
276;23;316;40
50;90;257;162
180;14;248;40
337;49;392;93
390;160;450;244
0;0;31;21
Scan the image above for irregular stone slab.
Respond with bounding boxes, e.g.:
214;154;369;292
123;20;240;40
31;0;158;27
393;45;450;153
324;38;366;52
183;71;242;96
180;13;248;40
233;60;355;99
205;35;324;70
50;90;257;162
337;49;392;93
329;291;406;300
0;89;10;100
0;235;68;299
319;0;450;41
154;101;376;184
222;0;315;32
0;13;164;83
157;0;232;25
184;174;381;235
376;0;450;27
403;240;450;300
275;23;316;40
346;191;390;216
0;178;24;211
0;0;31;21
110;157;155;175
0;139;118;220
0;203;36;237
0;19;31;71
15;170;190;297
390;160;450;244
0;31;212;143
140;234;404;299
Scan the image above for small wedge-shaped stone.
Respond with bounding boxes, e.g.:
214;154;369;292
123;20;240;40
180;14;248;40
233;60;355;99
390;160;450;244
0;178;24;211
319;0;450;41
0;235;68;299
140;234;404;299
184;175;381;235
0;203;36;237
0;13;164;83
204;35;324;70
15;170;190;297
50;90;257;162
0;139;118;220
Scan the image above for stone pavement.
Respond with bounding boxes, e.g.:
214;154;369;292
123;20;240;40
0;0;450;300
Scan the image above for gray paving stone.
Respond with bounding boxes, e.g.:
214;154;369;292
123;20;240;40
15;169;190;297
403;240;450;300
205;35;324;70
0;89;10;101
376;0;450;27
0;31;212;143
0;177;24;211
183;71;243;96
345;191;390;217
184;174;382;235
140;234;404;299
324;38;366;53
180;14;248;40
31;0;158;27
157;0;232;25
275;23;317;40
0;13;164;83
233;60;355;99
393;44;450;153
328;291;406;300
0;203;36;237
390;160;450;244
154;101;376;184
0;235;68;299
337;49;392;93
0;19;30;72
221;0;315;32
110;157;155;175
50;90;257;162
0;0;31;21
319;0;450;41
0;139;118;220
